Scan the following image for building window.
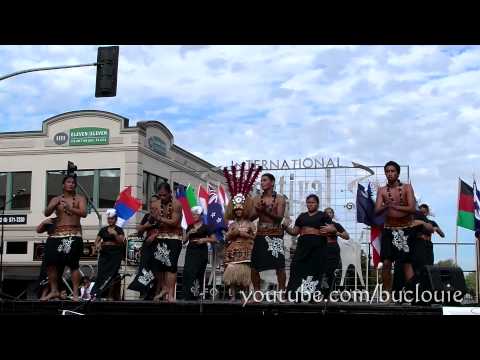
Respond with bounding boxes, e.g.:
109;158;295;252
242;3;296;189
46;171;64;205
11;172;32;210
76;170;95;204
0;173;6;209
142;171;167;210
46;169;120;209
0;172;32;210
99;169;121;208
6;241;28;254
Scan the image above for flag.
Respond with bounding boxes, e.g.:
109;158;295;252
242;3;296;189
207;183;226;242
176;185;194;229
114;186;142;228
356;183;384;227
185;184;198;208
356;182;384;267
457;179;475;231
218;184;229;212
370;226;382;267
473;180;480;233
197;184;209;223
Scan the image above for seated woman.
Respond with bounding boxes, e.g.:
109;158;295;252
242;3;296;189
183;206;217;300
90;209;125;300
283;195;336;298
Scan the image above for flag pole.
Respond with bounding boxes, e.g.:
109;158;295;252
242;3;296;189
473;175;480;302
455;177;460;265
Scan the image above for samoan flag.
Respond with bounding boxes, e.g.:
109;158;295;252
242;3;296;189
207;184;226;242
114;186;142;228
176;185;194;229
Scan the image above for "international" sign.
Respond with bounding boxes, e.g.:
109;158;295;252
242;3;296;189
231;157;341;170
69;127;109;146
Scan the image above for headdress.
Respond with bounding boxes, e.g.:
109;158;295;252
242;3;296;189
223;162;262;215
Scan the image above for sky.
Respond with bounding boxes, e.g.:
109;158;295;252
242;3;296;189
0;45;479;271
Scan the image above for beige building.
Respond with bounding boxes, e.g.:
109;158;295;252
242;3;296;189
0;110;224;299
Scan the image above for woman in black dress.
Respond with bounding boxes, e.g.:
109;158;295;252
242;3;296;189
128;195;161;299
324;207;350;293
283;195;336;297
182;206;216;300
91;209;125;300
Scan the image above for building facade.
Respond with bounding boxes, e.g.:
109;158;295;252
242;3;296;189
0;110;224;298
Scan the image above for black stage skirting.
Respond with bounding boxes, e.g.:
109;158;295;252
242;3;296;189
0;300;444;316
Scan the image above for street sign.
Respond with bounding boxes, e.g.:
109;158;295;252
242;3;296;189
0;215;27;224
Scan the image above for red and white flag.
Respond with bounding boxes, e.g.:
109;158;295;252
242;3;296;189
370;225;382;268
218;184;229;212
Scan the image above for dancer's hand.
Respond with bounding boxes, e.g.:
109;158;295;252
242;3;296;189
255;202;265;213
282;217;292;228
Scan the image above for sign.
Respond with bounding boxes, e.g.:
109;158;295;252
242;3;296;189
443;307;480;315
0;215;27;224
69;127;109;146
231;157;341;170
148;136;167;156
53;132;69;145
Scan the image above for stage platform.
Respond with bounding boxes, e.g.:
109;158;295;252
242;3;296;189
0;299;447;316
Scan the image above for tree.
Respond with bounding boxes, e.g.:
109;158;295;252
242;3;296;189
435;259;455;267
464;272;477;296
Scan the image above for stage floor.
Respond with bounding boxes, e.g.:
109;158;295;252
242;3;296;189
0;299;446;316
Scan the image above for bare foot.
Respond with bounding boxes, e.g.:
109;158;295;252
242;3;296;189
71;295;80;302
165;293;176;303
40;291;60;301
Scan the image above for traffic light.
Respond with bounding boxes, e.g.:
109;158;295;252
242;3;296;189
95;46;119;97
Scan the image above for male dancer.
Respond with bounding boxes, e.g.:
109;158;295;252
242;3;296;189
41;175;87;300
250;173;287;291
147;183;183;302
375;161;417;292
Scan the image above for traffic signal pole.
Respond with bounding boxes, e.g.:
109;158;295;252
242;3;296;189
0;62;97;82
0;45;119;98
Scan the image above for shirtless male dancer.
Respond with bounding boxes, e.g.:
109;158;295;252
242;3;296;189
375;161;417;293
41;175;87;301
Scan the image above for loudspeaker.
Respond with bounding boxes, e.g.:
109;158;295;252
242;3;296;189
419;265;466;305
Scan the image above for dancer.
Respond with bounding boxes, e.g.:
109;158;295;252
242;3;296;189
41;175;87;301
416;203;444;266
324;207;350;293
148;182;183;302
222;162;262;300
35;217;61;299
128;195;161;299
250;173;287;291
283;195;336;297
375;161;417;292
183;206;216;300
91;209;125;300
